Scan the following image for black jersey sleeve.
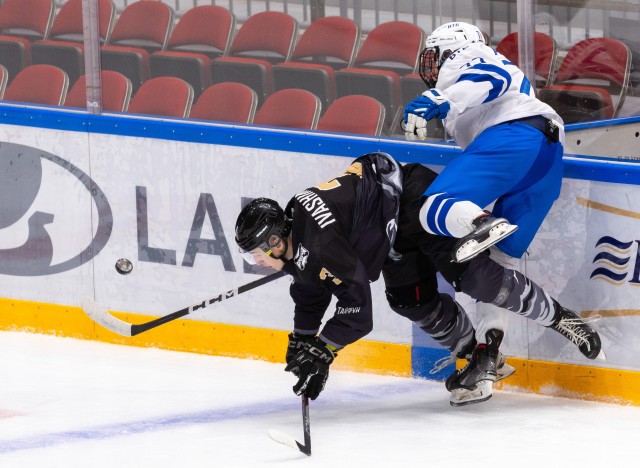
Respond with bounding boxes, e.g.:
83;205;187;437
290;279;333;335
314;236;374;349
319;278;373;349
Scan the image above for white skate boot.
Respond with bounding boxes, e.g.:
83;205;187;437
453;211;518;263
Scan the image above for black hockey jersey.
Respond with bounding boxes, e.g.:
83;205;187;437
281;153;402;349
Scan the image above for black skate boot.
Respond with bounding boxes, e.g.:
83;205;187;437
431;351;515;382
452;211;518;263
445;329;504;406
549;299;604;360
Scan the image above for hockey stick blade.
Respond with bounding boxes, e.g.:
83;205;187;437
81;297;134;337
268;395;311;456
80;270;286;337
267;430;310;455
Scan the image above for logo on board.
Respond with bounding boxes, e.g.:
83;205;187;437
0;142;113;275
590;236;640;285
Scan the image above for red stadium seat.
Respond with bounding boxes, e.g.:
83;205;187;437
272;16;360;109
317;95;385;136
253;88;321;130
538;38;632;123
496;32;557;87
0;0;55;82
127;76;193;118
31;0;116;85
211;11;298;103
64;70;132;112
101;1;174;90
3;64;68;106
335;21;424;129
190;82;257;124
150;5;235;97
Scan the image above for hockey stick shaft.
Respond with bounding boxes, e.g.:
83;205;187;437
81;270;287;337
300;395;311;455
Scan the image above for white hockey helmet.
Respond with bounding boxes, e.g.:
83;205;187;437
419;22;486;87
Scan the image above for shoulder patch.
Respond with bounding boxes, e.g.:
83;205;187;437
294;244;310;270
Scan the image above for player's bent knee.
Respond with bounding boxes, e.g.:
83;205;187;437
457;254;505;303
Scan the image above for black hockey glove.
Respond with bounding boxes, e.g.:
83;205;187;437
285;333;317;377
284;338;336;400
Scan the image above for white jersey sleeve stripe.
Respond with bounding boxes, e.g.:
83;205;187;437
456;63;512;103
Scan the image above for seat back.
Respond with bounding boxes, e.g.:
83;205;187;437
128;76;193;117
190;82;257;123
291;16;360;69
167;5;235;57
48;0;116;43
3;64;68;105
353;21;424;74
555;38;631;87
333;22;424;130
0;0;55;40
540;37;632;121
64;70;132;112
317;95;385;136
229;11;298;62
253;88;321;129
496;32;557;86
108;0;174;51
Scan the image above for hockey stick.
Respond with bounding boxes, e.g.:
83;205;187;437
268;395;311;456
80;270;287;337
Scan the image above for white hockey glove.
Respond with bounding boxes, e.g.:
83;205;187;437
402;113;428;140
404;89;450;123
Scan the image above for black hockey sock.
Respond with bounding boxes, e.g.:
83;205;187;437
458;254;556;327
492;269;556;326
413;294;476;358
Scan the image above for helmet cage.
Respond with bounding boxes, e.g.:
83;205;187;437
419;22;485;88
419;47;453;88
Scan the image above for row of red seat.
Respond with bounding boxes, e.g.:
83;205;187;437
0;0;426;132
496;32;632;122
0;0;632;127
0;64;387;136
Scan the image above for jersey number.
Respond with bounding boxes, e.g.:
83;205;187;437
319;267;342;285
315;162;363;191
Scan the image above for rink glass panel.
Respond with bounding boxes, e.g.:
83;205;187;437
0;0;637;139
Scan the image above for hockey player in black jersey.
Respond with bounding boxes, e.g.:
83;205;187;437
235;152;602;406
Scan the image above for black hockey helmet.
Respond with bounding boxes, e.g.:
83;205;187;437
235;198;292;255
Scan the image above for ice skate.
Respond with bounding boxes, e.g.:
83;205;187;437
452;212;518;263
431;351;514;382
445;329;503;406
496;353;515;381
549;300;605;360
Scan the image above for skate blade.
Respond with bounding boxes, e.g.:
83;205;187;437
596;348;606;361
450;381;493;407
496;362;516;382
454;223;518;263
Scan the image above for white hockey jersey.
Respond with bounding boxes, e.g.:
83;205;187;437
436;42;563;149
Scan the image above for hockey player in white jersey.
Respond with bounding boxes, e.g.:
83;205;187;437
402;22;599;405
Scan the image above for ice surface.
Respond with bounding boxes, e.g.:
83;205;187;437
0;332;637;467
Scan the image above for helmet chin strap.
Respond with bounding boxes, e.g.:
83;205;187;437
269;236;290;260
